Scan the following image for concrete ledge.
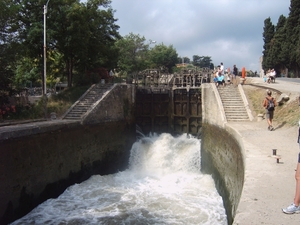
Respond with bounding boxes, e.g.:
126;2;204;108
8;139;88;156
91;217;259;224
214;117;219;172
0;120;80;141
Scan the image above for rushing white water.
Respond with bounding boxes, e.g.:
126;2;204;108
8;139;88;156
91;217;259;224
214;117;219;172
11;133;227;225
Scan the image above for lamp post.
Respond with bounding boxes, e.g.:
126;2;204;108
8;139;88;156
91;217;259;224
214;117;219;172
43;0;50;118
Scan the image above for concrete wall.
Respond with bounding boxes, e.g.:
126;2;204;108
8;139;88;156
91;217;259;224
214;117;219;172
0;85;136;225
201;83;245;225
83;84;135;124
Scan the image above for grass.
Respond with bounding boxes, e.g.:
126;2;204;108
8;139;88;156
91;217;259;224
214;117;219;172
47;85;89;117
243;85;300;127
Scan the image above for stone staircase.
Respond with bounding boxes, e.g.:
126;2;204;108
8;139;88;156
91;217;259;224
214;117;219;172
218;86;249;121
62;83;113;120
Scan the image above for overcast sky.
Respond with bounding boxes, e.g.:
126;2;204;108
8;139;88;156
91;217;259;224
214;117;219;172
108;0;290;72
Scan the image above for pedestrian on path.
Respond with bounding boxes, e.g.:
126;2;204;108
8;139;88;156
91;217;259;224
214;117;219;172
282;122;300;214
232;65;238;85
241;67;246;85
262;90;277;131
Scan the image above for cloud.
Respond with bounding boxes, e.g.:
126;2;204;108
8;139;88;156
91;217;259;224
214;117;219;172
109;0;289;72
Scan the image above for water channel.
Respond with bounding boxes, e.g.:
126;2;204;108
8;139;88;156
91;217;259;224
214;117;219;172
11;133;227;225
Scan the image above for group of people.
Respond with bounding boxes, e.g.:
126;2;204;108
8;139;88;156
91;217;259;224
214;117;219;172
264;68;276;83
213;63;239;87
262;90;300;214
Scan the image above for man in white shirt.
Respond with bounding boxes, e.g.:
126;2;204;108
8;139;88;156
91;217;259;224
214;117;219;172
268;68;276;83
220;62;224;75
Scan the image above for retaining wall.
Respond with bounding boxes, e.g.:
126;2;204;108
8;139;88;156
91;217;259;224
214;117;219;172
201;83;245;225
0;84;136;225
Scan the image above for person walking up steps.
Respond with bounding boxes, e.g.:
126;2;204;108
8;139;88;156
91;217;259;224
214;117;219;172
262;90;277;131
282;122;300;214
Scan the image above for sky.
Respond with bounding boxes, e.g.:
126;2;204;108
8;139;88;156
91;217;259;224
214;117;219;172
107;0;290;73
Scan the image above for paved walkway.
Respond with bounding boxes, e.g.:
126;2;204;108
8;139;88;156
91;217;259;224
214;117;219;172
233;77;300;225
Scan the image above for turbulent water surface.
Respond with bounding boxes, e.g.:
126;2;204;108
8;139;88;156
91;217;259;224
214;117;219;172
11;133;227;225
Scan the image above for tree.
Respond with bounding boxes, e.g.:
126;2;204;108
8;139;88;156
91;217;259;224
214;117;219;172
115;33;149;78
192;55;213;68
148;44;178;72
48;0;120;87
285;0;300;77
14;0;120;88
268;15;288;74
192;55;202;67
0;0;21;103
262;17;275;71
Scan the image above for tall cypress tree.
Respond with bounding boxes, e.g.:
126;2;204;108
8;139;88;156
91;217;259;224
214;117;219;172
262;17;275;71
286;0;300;77
268;15;288;75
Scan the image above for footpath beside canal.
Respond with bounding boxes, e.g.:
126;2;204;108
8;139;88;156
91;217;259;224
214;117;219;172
232;78;300;225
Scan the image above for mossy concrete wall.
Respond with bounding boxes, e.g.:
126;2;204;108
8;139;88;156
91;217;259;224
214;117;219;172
201;83;245;225
82;84;135;124
0;84;136;225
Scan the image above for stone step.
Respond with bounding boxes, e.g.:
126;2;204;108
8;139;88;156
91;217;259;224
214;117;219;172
227;118;249;121
63;83;113;120
223;105;245;108
226;114;249;118
224;110;246;112
218;85;249;121
71;109;89;113
222;100;243;103
72;106;90;109
66;115;84;118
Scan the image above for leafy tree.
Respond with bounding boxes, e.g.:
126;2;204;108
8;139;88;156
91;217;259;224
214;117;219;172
0;0;21;104
192;55;202;67
48;0;120;87
115;33;149;78
148;44;178;72
182;56;190;64
14;57;41;86
262;17;275;71
192;55;213;69
13;0;120;88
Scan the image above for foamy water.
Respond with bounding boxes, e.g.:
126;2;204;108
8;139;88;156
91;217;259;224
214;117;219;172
11;133;227;225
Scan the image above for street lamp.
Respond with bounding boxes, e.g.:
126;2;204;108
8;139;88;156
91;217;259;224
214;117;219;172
43;0;50;118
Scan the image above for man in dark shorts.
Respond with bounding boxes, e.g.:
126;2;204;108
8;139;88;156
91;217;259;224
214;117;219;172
262;90;277;131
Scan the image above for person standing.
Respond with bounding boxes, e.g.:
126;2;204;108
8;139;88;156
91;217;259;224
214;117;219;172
282;122;300;214
232;65;238;85
262;90;277;131
267;68;276;83
240;67;246;85
220;62;224;75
